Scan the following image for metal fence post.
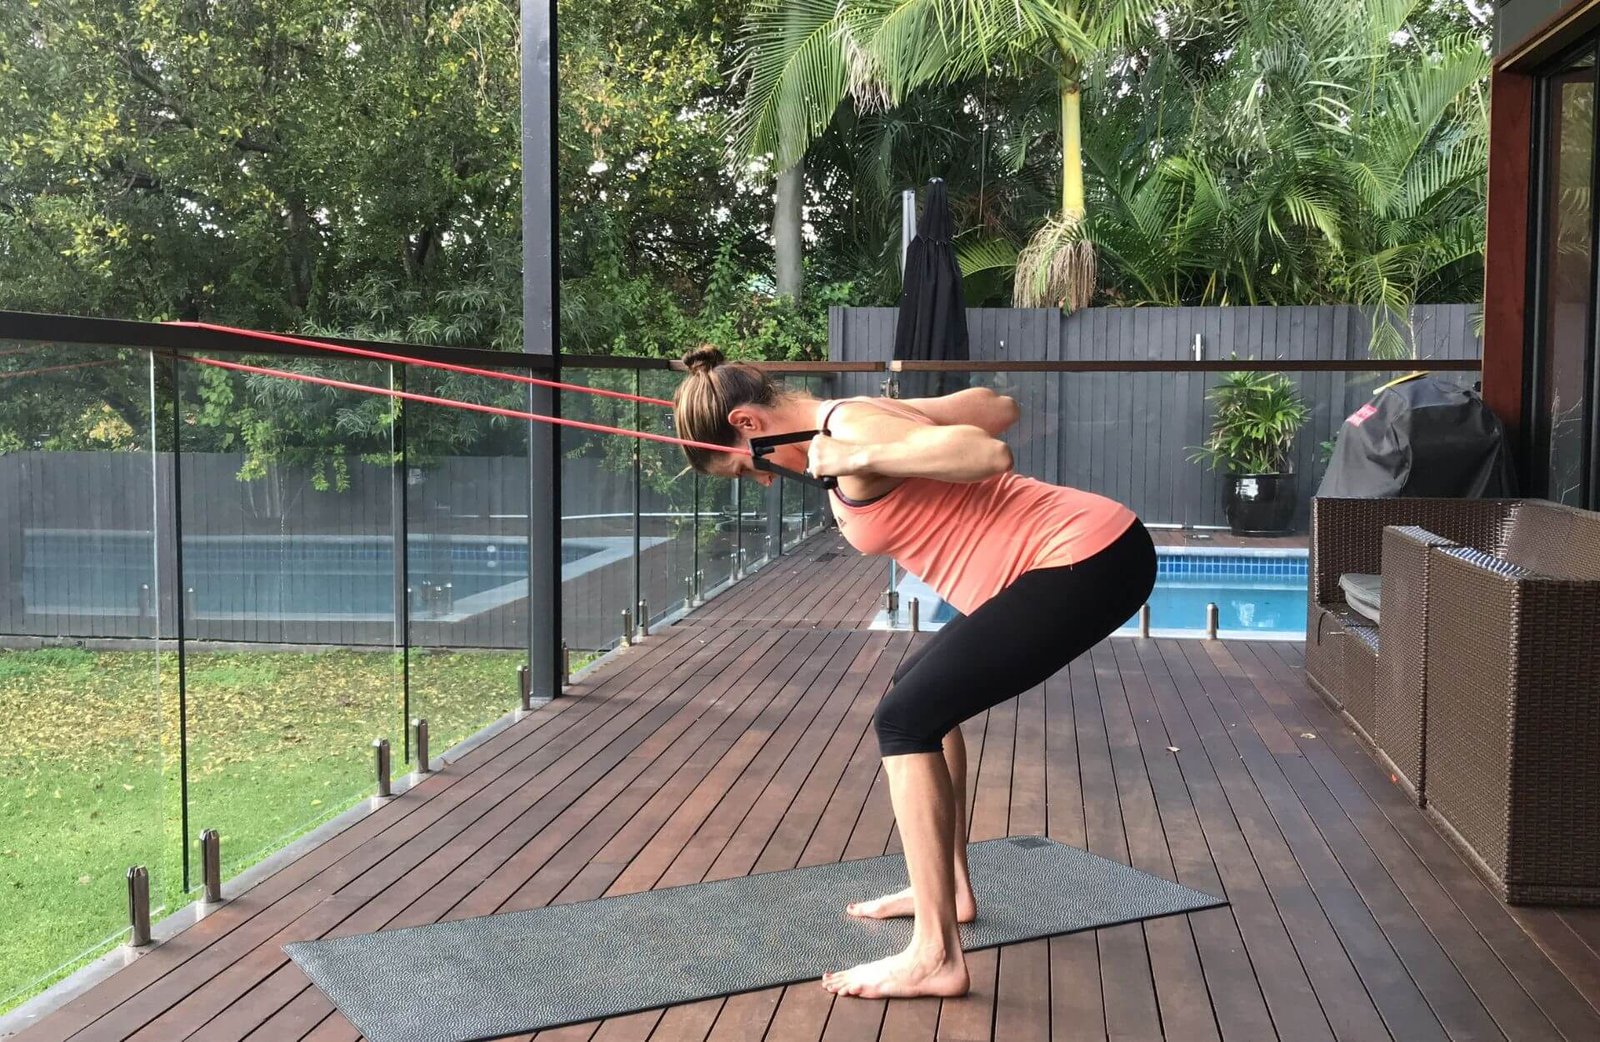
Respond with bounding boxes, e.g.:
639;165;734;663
412;718;430;774
518;663;531;711
126;866;151;947
373;738;392;798
201;829;222;904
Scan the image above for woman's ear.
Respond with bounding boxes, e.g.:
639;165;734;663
726;406;763;435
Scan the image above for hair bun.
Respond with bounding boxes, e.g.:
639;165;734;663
682;345;725;375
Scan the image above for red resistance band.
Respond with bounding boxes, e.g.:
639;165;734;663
169;323;834;482
167;321;675;408
181;354;750;458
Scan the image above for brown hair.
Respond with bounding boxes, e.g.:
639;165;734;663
673;345;785;472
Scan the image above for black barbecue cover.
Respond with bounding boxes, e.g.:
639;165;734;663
1316;374;1517;499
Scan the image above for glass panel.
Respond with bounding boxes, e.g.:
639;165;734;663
697;471;738;599
1538;54;1596;506
177;354;402;886
803;376;829;536
0;344;167;1007
741;464;773;571
560;369;637;654
405;366;530;762
781;465;803;552
638;370;695;627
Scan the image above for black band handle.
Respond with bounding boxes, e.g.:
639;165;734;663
749;430;838;489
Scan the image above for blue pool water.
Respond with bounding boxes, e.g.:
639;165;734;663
21;532;608;620
890;551;1308;639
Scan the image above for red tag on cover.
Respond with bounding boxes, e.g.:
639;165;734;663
1347;403;1378;426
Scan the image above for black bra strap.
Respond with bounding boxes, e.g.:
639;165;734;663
820;397;866;432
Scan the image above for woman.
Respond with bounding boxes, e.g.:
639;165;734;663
673;347;1156;1000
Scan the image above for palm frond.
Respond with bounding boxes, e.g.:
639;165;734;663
955;235;1019;279
726;0;851;166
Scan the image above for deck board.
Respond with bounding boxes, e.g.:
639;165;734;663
12;532;1600;1042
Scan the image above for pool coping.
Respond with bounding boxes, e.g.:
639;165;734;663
1154;546;1308;558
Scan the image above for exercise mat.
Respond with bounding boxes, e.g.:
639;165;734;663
286;836;1225;1042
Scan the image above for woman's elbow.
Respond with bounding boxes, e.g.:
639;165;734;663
987;439;1014;476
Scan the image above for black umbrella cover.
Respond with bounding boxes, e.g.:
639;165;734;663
893;179;969;398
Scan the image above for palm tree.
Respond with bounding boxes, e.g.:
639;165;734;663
800;69;1064;304
727;0;1172;311
1082;0;1488;356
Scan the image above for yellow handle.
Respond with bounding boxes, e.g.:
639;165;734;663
1374;371;1428;394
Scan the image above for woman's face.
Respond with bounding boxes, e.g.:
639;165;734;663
706;450;775;486
702;403;807;485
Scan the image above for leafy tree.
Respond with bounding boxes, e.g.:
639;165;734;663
0;0;838;472
1083;0;1489;355
0;0;1493;392
727;0;1186;312
1;0;522;347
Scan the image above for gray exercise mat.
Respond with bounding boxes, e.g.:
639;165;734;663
286;836;1224;1042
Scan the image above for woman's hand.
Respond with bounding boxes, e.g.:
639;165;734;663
807;433;863;478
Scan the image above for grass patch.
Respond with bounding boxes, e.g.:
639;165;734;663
0;645;594;1013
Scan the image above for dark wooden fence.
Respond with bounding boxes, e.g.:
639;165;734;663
829;305;1483;530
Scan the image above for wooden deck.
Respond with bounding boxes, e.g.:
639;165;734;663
12;534;1600;1042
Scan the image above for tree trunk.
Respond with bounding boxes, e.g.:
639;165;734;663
1060;80;1085;220
285;197;315;312
774;161;804;300
1013;63;1096;311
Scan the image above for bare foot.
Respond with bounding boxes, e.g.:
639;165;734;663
846;884;976;923
822;947;970;999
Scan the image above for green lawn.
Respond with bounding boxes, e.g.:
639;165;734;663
0;645;580;1012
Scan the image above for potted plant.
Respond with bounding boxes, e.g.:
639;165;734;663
1189;371;1310;535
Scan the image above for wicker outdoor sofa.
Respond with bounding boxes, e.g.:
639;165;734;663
1307;497;1600;905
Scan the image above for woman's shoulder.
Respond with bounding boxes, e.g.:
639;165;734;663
819;396;931;432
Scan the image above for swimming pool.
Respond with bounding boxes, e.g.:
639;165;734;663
877;550;1308;640
21;531;662;622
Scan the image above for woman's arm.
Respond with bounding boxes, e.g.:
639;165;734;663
809;405;1012;485
895;387;1020;436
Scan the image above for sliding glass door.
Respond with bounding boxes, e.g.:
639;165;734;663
1532;46;1600;508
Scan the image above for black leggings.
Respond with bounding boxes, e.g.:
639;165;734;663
875;518;1157;756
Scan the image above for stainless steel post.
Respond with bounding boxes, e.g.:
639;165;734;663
201;829;222;904
412;718;430;774
126;866;151;947
373;738;392;798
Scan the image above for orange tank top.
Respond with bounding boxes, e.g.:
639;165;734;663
818;397;1137;615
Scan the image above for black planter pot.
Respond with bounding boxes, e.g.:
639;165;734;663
1225;473;1298;535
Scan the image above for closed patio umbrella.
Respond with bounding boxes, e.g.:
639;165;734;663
893;179;969;399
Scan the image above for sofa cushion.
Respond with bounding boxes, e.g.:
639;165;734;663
1340;573;1382;624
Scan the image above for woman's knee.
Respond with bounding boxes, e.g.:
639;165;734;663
873;696;944;757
